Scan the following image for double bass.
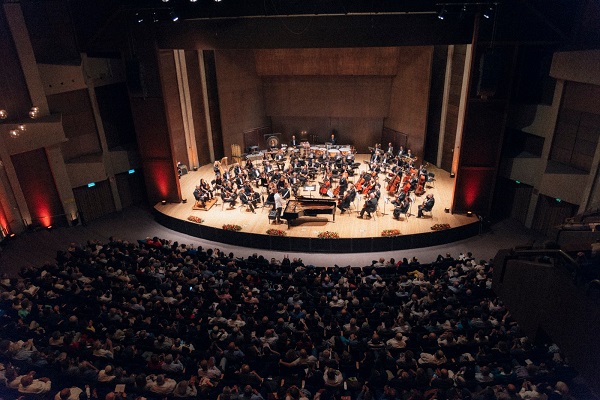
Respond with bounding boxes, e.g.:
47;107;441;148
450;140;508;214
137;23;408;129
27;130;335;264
415;173;427;196
386;174;401;194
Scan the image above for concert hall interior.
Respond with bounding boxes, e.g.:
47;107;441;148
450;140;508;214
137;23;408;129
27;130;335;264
1;0;600;396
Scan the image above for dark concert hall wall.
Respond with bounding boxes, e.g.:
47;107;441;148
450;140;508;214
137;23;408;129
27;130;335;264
385;46;434;161
127;40;181;205
265;76;390;151
215;49;269;159
11;148;65;228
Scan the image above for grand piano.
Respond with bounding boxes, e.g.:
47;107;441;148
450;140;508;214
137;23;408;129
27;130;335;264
282;196;336;228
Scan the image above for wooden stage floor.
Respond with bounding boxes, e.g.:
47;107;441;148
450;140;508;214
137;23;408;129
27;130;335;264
155;155;475;242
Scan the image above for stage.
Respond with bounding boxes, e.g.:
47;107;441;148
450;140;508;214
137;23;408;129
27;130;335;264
154;154;480;253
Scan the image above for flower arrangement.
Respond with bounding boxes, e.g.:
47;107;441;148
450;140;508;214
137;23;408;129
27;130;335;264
317;231;340;239
187;216;204;224
381;229;401;237
222;224;242;231
431;223;451;231
266;229;286;237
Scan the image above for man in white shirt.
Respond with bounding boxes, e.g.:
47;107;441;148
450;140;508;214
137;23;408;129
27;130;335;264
273;188;284;224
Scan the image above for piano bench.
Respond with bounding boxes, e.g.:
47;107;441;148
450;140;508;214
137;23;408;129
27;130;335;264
268;210;278;224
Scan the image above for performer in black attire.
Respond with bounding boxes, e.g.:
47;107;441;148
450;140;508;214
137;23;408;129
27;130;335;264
393;198;410;219
417;194;435;218
358;192;378;219
337;183;356;214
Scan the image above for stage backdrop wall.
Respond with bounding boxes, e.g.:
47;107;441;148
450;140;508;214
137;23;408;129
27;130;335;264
215;49;269;159
264;76;391;152
384;46;434;162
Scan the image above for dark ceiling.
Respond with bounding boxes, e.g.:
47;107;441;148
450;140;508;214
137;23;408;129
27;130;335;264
14;0;600;63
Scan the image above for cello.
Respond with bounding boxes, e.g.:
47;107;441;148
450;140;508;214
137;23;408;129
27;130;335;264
319;175;331;196
415;173;426;196
386;174;401;194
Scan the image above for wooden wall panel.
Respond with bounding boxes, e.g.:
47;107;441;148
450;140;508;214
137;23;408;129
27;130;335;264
73;179;116;223
270;116;383;152
461;101;506;166
158;50;188;167
550;82;600;173
130;97;181;204
385;46;433;161
185;50;211;166
453;167;496;213
441;45;467;172
255;48;399;76
47;89;101;160
0;7;31;120
11;148;65;227
215;49;268;159
264;76;391;118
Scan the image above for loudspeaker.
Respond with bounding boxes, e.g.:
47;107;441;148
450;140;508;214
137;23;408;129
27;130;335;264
477;49;502;98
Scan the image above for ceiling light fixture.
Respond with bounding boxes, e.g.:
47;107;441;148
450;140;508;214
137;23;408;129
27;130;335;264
437;7;446;20
0;110;7;120
170;11;179;22
9;129;20;139
483;5;493;19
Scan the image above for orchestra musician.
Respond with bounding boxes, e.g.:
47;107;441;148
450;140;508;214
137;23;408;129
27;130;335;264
330;133;337;146
336;171;348;197
357;192;378;219
212;173;223;193
239;189;257;213
417;193;435;218
199;179;214;200
370;149;381;164
386;142;394;155
272;186;284;224
393;198;410;220
280;182;291;200
289;172;301;196
193;185;207;208
233;174;245;190
391;190;407;206
337;182;356;214
263;161;274;175
397;146;406;158
290;135;299;148
232;163;243;177
221;182;238;209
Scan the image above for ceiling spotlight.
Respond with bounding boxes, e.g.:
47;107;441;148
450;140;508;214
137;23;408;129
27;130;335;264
136;13;143;23
215;0;222;2
0;110;7;120
9;129;20;138
162;0;169;2
18;124;26;131
152;12;159;23
437;8;446;20
190;0;197;2
483;5;493;19
170;11;179;22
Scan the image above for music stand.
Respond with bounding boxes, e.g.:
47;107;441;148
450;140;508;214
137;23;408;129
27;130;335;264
381;196;389;216
304;185;316;198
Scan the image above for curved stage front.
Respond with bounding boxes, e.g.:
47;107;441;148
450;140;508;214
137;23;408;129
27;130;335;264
154;157;480;253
